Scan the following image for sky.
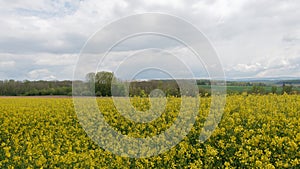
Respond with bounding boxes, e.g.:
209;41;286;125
0;0;299;81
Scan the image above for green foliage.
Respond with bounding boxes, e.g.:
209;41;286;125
251;85;266;94
0;80;72;96
1;75;300;96
271;86;277;94
282;84;293;94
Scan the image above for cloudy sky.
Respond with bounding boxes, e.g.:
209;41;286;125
0;0;299;80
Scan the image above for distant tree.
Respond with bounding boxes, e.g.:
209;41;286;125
271;86;277;94
85;72;96;94
198;81;206;85
95;71;115;96
282;83;293;94
86;72;96;83
111;83;126;96
251;85;265;94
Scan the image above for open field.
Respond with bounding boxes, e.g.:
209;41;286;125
199;85;300;94
0;95;299;168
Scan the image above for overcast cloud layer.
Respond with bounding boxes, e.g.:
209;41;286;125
0;0;299;80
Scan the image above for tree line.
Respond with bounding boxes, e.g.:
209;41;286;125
0;71;298;96
0;80;72;96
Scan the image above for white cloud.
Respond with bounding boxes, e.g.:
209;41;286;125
0;0;299;80
144;0;185;9
0;61;15;68
230;63;264;73
27;69;56;80
192;0;247;19
33;53;77;66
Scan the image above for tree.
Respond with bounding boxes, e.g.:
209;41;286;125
251;85;265;94
95;71;115;96
86;72;96;83
282;83;293;94
271;86;277;94
85;72;96;94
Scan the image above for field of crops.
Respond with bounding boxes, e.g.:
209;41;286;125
0;94;299;168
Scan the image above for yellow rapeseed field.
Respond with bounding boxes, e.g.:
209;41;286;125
0;94;299;168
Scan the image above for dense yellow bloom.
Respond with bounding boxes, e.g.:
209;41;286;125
0;95;299;168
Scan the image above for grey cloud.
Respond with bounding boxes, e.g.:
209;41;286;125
0;53;76;80
0;0;300;80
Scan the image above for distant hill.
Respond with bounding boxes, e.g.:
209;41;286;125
225;77;300;85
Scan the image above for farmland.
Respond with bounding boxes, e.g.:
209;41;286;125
0;95;299;168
